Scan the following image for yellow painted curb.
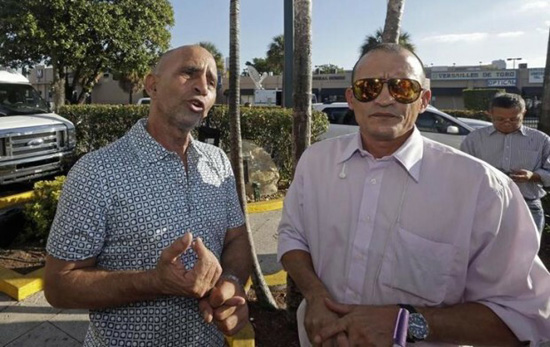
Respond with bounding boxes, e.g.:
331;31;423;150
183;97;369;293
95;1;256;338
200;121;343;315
0;266;44;301
225;321;255;347
0;191;35;209
246;198;283;214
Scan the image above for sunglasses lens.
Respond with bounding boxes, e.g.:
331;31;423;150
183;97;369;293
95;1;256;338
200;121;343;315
352;78;422;104
353;79;383;102
389;79;422;104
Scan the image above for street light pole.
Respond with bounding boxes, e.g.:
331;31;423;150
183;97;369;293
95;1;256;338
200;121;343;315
506;57;522;69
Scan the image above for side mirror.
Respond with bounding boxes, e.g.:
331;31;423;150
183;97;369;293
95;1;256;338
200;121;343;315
446;125;460;134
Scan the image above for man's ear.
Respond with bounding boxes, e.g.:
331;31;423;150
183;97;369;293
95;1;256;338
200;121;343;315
345;88;355;110
144;73;157;97
419;89;432;113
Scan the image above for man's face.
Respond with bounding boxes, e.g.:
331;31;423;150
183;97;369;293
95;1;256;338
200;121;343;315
150;46;217;131
345;50;431;145
490;106;524;134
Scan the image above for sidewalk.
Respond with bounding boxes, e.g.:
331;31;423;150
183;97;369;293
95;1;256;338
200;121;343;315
0;208;283;346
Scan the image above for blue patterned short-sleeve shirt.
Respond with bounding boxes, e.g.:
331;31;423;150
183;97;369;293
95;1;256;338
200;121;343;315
47;119;245;346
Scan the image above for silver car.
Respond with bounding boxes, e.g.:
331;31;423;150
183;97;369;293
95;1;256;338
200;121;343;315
315;103;476;149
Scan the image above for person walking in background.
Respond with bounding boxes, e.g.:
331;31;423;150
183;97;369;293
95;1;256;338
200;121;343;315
461;93;550;234
44;45;251;346
278;43;550;346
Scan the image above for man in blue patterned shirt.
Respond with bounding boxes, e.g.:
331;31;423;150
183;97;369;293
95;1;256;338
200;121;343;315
461;93;550;233
44;45;252;346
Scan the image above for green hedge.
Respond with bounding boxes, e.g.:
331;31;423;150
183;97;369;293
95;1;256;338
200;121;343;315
463;89;505;111
21;176;66;245
59;104;329;181
440;109;490;121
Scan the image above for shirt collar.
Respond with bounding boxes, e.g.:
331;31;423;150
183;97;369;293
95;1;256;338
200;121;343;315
487;124;528;136
336;128;423;182
129;118;208;164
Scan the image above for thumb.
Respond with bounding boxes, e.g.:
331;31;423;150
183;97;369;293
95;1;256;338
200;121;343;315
160;232;193;264
324;297;352;315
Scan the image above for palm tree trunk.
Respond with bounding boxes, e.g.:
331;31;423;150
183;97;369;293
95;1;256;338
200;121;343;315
382;0;406;43
540;27;550;135
286;0;312;325
229;0;278;310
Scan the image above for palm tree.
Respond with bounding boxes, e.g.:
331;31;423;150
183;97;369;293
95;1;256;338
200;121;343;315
198;41;224;75
266;34;284;74
285;0;312;324
228;0;278;310
359;28;415;57
540;27;550;134
382;0;406;43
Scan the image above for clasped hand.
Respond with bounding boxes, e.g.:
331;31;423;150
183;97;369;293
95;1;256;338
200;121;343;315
155;232;222;298
199;278;248;336
310;298;399;347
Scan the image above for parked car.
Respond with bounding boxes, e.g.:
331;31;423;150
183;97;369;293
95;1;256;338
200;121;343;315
0;68;76;185
136;97;151;105
314;102;475;149
457;117;492;129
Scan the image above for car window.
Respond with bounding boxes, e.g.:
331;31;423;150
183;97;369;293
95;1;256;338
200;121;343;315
416;111;468;135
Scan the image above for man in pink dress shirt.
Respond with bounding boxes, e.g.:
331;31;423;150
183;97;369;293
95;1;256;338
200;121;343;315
277;43;550;346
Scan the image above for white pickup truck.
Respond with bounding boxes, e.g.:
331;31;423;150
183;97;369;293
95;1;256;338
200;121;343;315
0;68;76;185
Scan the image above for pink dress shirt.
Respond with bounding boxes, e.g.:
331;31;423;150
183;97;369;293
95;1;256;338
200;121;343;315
277;128;550;346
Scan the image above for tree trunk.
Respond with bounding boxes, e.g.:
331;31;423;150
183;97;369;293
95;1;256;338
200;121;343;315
51;59;65;112
229;0;278;310
382;0;405;43
286;0;312;324
540;27;550;135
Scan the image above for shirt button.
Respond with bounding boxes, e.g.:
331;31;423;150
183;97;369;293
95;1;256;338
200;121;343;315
370;178;377;184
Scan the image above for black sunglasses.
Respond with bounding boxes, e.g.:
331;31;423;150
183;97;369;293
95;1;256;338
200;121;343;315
352;78;423;104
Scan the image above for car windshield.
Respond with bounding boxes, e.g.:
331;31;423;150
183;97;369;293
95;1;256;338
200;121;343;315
0;83;49;116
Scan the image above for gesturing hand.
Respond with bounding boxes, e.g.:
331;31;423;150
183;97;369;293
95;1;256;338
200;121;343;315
314;299;400;347
198;277;248;336
155;232;222;298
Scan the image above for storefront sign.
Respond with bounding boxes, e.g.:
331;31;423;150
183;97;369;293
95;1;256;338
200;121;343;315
487;79;516;87
529;68;545;83
430;70;516;80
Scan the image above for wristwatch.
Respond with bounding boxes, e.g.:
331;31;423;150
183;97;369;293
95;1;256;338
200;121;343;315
398;304;429;343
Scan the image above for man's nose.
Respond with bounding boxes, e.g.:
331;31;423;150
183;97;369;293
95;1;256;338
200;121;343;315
193;74;209;95
374;84;395;106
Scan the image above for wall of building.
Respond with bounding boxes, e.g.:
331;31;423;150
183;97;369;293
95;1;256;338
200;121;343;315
28;65;545;113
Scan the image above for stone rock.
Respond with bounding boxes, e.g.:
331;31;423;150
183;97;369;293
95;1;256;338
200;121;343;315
241;140;279;198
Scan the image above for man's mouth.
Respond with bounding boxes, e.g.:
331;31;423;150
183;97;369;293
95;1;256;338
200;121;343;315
369;112;400;119
188;100;205;113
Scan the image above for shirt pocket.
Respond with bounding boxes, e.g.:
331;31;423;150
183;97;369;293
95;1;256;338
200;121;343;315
379;226;455;305
512;149;539;171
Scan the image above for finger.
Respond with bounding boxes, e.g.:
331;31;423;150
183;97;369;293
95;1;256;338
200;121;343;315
209;280;236;308
160;233;193;264
324;298;352;315
192;237;210;259
315;318;347;343
214;304;238;321
198;298;214;323
336;332;349;347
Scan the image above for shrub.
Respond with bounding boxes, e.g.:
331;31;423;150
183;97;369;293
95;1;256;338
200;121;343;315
441;109;490;121
463;89;505;111
21;176;66;245
59;105;148;157
59;104;329;182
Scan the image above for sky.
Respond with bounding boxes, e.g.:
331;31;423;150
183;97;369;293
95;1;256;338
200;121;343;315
169;0;550;71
